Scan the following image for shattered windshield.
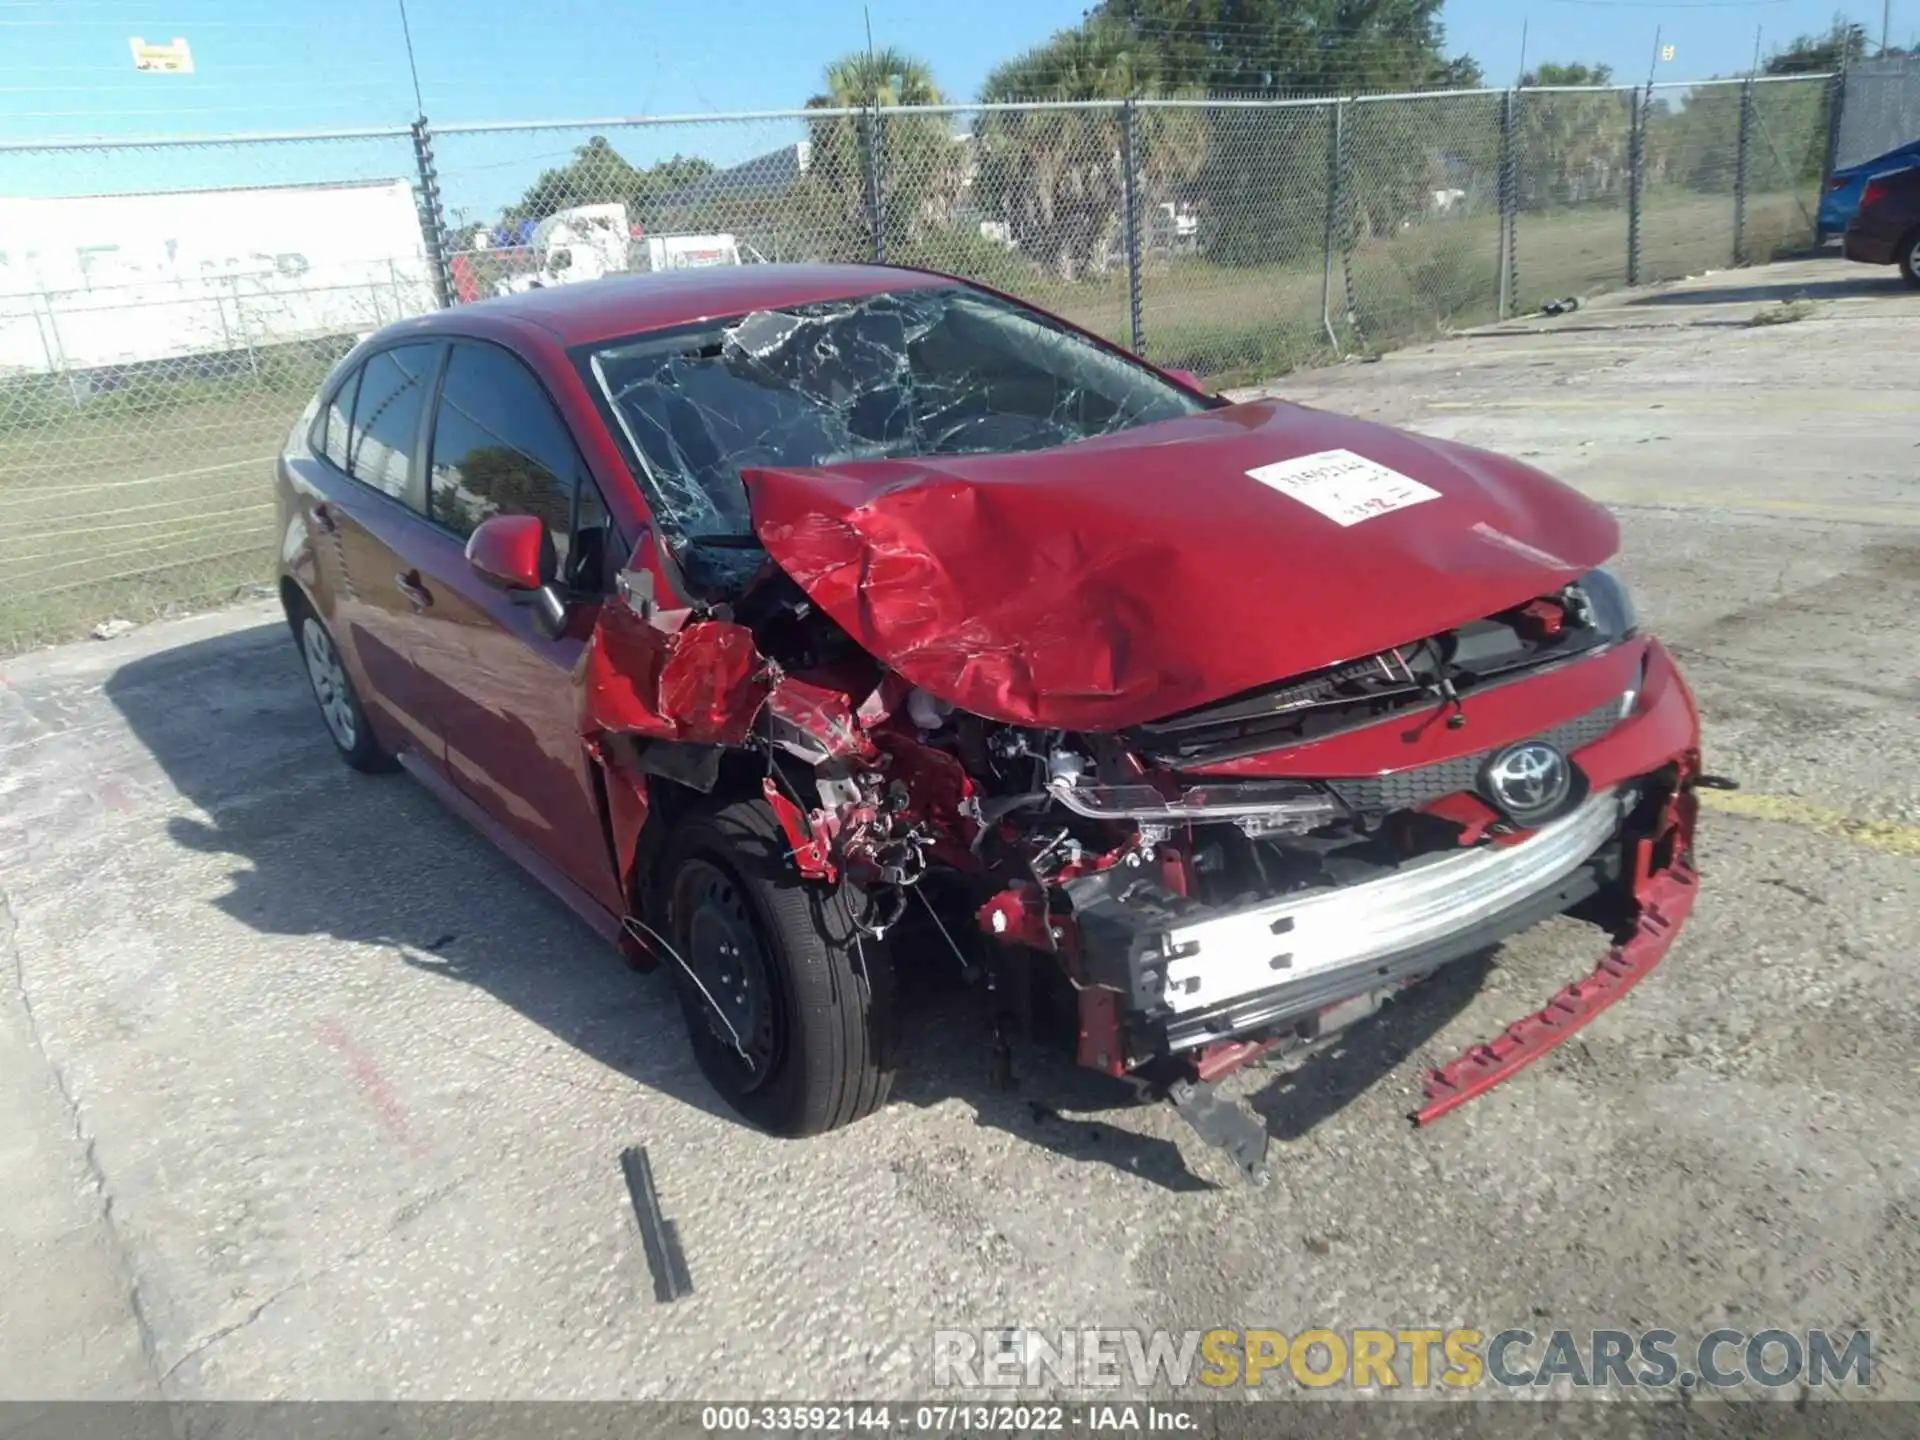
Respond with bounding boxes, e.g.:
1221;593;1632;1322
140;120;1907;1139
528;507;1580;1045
583;285;1207;594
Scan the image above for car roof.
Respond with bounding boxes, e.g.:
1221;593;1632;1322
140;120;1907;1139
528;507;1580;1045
428;263;957;347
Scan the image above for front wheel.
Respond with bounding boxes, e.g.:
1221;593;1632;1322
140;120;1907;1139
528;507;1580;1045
662;799;895;1136
1899;229;1920;288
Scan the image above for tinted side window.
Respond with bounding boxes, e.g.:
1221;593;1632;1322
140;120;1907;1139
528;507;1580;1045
319;366;359;471
428;343;582;559
346;344;436;502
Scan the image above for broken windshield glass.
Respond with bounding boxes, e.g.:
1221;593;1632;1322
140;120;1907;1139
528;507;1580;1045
585;285;1206;596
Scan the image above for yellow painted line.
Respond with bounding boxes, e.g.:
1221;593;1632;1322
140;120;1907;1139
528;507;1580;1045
1576;490;1920;526
1698;790;1920;858
1426;398;1920;413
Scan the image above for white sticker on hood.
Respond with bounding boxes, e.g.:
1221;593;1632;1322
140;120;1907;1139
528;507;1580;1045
1245;448;1441;527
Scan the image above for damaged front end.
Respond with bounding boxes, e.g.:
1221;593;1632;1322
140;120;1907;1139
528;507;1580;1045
581;543;1701;1180
572;286;1704;1177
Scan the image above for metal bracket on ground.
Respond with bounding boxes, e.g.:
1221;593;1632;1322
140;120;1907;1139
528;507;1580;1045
620;1144;694;1302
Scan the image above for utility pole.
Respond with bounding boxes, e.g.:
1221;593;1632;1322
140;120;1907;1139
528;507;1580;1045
396;0;424;118
1882;0;1892;55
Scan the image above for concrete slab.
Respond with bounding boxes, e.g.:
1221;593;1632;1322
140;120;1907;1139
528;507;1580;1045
1;256;1917;1401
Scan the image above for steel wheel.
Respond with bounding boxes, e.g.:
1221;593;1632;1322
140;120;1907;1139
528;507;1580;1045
659;800;895;1136
677;859;781;1089
301;615;358;753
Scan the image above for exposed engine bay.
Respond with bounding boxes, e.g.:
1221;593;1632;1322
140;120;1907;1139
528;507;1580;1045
592;544;1696;1181
562;290;1704;1179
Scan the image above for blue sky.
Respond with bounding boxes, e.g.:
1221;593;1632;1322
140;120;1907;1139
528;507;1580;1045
0;0;1897;210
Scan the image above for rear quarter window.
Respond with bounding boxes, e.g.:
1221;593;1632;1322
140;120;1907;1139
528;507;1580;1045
345;344;436;501
315;366;361;472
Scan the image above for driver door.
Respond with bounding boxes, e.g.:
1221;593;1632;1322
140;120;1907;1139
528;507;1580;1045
401;339;627;912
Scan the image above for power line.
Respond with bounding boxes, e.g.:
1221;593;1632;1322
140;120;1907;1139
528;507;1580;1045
1541;0;1795;8
395;0;424;118
0;17;318;25
0;80;413;93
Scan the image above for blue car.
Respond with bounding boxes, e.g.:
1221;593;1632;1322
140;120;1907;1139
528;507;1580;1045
1821;139;1920;241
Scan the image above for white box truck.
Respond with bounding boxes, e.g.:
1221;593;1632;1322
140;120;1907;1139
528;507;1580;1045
0;179;436;376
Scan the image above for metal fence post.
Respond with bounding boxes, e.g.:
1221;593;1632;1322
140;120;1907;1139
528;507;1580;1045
1626;86;1646;286
1120;99;1145;356
1320;99;1345;351
861;104;887;263
1497;88;1517;321
409;116;453;309
1734;74;1756;265
1339;98;1367;352
1819;66;1848;232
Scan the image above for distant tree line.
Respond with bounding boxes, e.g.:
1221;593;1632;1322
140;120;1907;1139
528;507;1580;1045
476;4;1854;279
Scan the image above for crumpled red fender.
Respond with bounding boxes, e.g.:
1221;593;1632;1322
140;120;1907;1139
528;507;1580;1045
745;465;1183;730
579;600;769;746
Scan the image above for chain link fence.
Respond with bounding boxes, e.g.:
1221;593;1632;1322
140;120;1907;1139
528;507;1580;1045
1833;54;1920;170
0;128;429;652
1513;86;1637;302
0;75;1836;653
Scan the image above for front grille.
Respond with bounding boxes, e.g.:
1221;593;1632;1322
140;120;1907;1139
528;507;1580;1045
1324;697;1624;814
1129;633;1611;769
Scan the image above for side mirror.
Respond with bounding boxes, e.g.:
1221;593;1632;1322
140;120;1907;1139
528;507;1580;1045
1164;367;1205;391
466;514;554;591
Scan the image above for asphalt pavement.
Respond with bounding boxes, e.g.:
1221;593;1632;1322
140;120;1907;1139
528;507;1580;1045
2;256;1916;1401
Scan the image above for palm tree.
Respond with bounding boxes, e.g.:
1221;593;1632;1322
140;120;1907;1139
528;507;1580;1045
1518;64;1631;208
811;48;943;109
798;49;961;260
975;21;1206;280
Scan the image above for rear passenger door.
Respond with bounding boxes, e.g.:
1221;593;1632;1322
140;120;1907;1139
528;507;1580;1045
401;339;626;912
311;341;446;762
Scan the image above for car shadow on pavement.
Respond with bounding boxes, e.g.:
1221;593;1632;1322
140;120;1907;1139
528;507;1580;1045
102;622;746;1129
105;621;1498;1189
886;986;1219;1193
1623;275;1904;306
1247;951;1496;1143
885;944;1498;1190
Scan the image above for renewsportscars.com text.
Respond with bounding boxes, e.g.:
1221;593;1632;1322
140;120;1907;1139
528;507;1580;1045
933;1327;1873;1391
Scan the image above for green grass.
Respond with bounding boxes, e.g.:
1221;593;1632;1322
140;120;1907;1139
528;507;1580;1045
0;372;314;652
0;186;1820;655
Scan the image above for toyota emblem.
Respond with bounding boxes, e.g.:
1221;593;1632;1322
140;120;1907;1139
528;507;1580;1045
1480;740;1573;824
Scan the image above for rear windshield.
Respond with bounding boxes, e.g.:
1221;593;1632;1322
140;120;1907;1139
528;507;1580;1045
582;284;1205;592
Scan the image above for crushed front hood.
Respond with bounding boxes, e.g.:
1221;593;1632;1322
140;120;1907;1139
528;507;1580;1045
743;398;1618;731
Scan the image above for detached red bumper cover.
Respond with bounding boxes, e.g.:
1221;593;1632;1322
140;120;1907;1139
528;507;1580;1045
1413;639;1703;1124
1414;859;1698;1124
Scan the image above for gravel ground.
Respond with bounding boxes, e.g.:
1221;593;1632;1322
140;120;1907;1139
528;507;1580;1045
1;256;1915;1404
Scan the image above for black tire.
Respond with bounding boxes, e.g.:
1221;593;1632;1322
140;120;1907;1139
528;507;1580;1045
1899;229;1920;289
662;799;895;1136
284;593;395;774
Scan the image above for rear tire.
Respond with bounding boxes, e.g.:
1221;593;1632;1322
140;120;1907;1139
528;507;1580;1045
285;594;395;774
1899;229;1920;288
662;799;895;1136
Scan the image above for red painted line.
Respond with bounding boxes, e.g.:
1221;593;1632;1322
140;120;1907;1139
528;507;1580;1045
317;1017;427;1157
1414;865;1700;1126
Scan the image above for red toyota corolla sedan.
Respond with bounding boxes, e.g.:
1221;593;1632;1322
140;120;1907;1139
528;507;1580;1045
275;264;1703;1179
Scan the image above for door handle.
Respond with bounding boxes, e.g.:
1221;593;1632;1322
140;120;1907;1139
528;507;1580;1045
312;501;338;535
394;570;433;609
